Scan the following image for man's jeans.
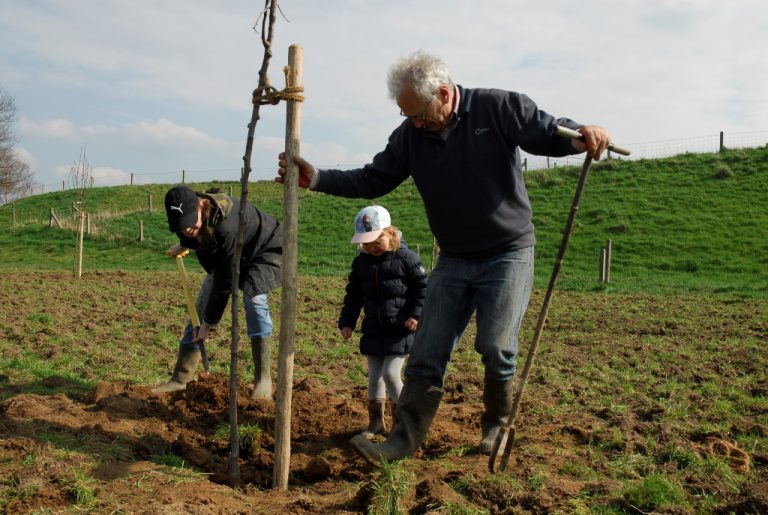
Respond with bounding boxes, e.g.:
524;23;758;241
404;246;534;387
180;274;273;345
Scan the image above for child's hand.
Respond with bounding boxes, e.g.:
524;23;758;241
340;327;352;340
404;318;418;331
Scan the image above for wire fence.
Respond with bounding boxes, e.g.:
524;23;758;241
520;129;768;171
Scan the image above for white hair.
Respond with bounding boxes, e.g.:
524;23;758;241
386;50;454;102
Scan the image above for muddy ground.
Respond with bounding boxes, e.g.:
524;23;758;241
0;271;766;514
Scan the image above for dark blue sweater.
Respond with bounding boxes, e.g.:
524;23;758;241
315;86;582;258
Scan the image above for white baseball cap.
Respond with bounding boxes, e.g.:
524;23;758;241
351;205;391;244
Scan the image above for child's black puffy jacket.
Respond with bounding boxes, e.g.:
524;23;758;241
338;242;428;356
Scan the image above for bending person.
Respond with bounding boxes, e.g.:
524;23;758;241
153;186;282;399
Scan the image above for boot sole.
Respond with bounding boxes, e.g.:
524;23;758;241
350;434;381;465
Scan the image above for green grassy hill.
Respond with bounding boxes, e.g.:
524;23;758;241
2;147;766;297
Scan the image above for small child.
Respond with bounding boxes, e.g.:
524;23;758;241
339;205;428;439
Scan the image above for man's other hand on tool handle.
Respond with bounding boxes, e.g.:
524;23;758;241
572;125;611;160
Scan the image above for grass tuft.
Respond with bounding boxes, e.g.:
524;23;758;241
623;473;686;512
369;458;414;515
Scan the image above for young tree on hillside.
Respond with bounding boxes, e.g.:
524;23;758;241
0;87;34;204
69;145;92;278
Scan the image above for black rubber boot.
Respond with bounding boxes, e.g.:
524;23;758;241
250;336;272;399
152;344;202;393
359;399;386;439
478;377;515;455
351;377;442;464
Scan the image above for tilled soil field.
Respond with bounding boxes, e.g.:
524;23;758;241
0;271;766;513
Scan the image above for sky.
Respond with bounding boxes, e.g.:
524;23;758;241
1;0;767;192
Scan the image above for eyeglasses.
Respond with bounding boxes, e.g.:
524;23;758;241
399;100;431;123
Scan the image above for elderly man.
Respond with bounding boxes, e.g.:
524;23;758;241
277;50;612;463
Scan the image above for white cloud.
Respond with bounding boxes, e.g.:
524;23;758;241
19;118;75;139
3;0;767;189
124;119;227;148
91;166;138;187
13;146;35;169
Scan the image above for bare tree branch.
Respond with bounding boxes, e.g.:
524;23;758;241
0;87;34;204
228;0;280;490
69;144;92;208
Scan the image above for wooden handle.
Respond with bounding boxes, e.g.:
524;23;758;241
176;255;200;327
554;125;631;156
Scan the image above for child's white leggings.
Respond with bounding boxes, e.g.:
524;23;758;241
367;354;406;402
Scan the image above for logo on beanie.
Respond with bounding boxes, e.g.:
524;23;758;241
170;203;184;214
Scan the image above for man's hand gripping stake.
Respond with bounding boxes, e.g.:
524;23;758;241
488;126;630;473
175;250;209;373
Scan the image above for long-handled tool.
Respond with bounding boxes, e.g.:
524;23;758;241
175;249;210;373
488;126;630;473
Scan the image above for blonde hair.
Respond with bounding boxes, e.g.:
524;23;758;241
382;225;401;252
360;225;402;253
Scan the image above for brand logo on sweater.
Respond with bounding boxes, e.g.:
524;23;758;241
475;127;490;135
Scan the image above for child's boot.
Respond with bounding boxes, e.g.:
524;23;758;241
360;398;386;439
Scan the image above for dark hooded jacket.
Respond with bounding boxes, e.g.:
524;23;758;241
177;191;282;326
338;241;428;356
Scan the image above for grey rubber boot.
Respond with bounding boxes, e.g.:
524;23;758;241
478;377;515;455
250;336;272;399
351;377;442;464
152;344;202;393
360;399;386;439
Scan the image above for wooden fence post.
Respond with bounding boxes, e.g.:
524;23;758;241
599;248;606;283
719;131;725;152
148;194;153;213
86;213;91;235
274;43;303;491
182;169;186;183
605;239;612;284
75;211;85;278
49;208;61;228
131;173;135;186
138;220;144;242
12;203;16;227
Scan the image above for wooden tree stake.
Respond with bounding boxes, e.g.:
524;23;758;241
274;43;302;491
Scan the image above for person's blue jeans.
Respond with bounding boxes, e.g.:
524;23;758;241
244;292;273;338
404;246;534;387
180;274;273;345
